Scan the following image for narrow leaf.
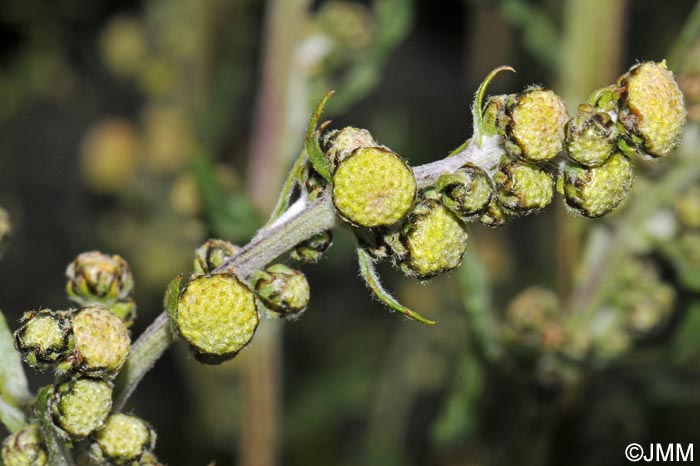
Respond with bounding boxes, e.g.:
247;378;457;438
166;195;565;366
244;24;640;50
305;91;334;181
471;66;515;145
0;309;31;407
0;396;26;433
357;248;436;325
36;386;75;466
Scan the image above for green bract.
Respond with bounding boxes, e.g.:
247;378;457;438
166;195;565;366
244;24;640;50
193;239;239;276
332;147;417;228
175;273;259;364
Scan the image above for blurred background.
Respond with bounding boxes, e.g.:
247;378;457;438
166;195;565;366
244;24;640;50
1;0;700;465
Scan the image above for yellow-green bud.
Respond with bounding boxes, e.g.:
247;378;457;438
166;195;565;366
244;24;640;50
322;126;377;168
252;264;310;318
560;152;633;218
396;199;468;279
66;251;134;304
493;156;554;213
565;105;620;167
1;424;48;466
0;207;10;258
289;230;333;264
674;186;700;229
52;377;113;439
175;273;259;364
193;239;239;276
332;147;417;227
92;414;156;465
503;87;569;162
436;164;492;218
479;198;512;227
14;309;72;369
503;287;563;351
59;305;130;378
136;452;163;466
617;61;686;158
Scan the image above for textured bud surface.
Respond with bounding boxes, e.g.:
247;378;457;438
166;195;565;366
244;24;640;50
618;61;686;157
398;200;468;279
15;309;71;368
332;147;416;227
493;157;554;212
1;424;48;466
322;126;377;167
66;251;134;303
176;273;258;363
436;164;492;218
505;88;568;162
53;377;113;439
252;264;310;317
193;239;239;276
565;106;619;167
94;414;155;465
290;230;333;264
561;152;633;218
70;305;130;377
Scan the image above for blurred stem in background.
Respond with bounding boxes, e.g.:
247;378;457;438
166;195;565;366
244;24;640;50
555;0;627;298
242;1;311;465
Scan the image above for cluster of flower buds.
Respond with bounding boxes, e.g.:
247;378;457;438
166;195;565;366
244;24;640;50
2;251;165;465
66;251;137;326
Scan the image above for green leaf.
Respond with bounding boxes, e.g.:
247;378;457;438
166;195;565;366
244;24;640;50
0;309;31;407
163;274;183;323
36;386;75;466
0;396;26;433
471;65;515;145
305;91;334;181
357;247;436;325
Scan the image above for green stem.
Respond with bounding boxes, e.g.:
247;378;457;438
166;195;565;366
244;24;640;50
36;386;74;466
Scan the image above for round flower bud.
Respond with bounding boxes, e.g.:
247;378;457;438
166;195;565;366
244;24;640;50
560;152;633;218
175;273;259;364
0;207;10;258
14;309;72;369
493;156;555;213
322;126;377;168
92;414;156;465
289;230;333;264
565;105;620;167
674;186;700;229
193;239;239;276
59;305;130;378
332;147;417;227
503;287;563;351
396;199;469;279
1;424;48;466
66;251;134;304
479;198;513;227
617;61;686;158
251;264;310;318
52;377;113;439
436;164;492;218
503;87;569;162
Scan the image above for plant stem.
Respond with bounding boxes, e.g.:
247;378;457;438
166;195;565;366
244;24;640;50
111;138;505;409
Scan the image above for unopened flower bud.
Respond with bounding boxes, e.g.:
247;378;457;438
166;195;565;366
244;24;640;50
322;126;377;168
193;239;239;276
66;251;134;304
91;414;156;465
503;287;562;351
137;452;163;466
617;61;686;158
482;94;510;136
479;198;512;227
290;231;333;264
565;105;620;167
175;273;258;364
503;87;569;162
436;164;492;218
396;199;468;279
252;264;310;318
493;156;555;213
332;147;417;227
674;186;700;229
560;152;633;218
52;377;113;439
14;309;72;369
1;424;48;466
58;305;130;378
